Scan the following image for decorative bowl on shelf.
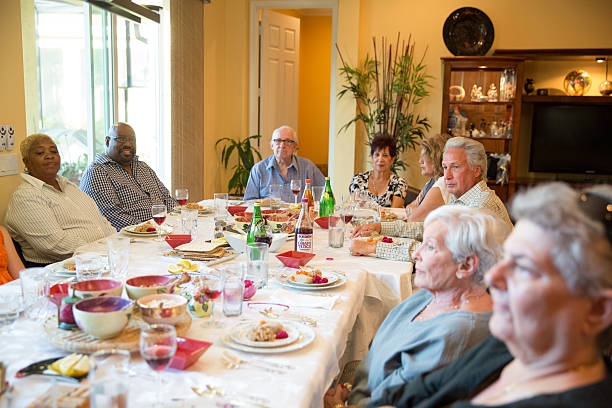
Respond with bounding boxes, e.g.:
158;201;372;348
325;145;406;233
600;80;612;96
563;70;591;96
275;250;316;268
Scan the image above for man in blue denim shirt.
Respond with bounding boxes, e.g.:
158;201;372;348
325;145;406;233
80;122;176;231
243;125;324;202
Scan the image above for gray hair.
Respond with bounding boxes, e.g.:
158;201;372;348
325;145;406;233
444;136;487;180
424;205;511;285
510;182;612;352
272;125;298;144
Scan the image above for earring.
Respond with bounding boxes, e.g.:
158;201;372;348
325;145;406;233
456;272;463;279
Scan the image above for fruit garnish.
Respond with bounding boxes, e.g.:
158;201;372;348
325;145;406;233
275;330;288;339
259;320;267;325
146;227;156;232
167;265;183;274
382;237;393;243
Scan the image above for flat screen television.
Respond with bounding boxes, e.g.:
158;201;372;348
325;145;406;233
529;103;612;175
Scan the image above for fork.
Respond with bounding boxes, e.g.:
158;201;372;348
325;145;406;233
191;385;270;407
223;352;288;373
259;309;318;328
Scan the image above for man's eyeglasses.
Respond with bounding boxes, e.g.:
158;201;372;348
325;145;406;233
272;138;296;145
111;136;136;144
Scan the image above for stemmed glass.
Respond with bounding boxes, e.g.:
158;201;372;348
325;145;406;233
174;188;189;208
194;274;222;327
140;324;177;407
151;204;167;241
290;179;302;205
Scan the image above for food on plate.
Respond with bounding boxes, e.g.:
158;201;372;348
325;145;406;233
62;259;76;271
142;298;183;308
27;384;90;408
257;198;271;207
134;222;157;233
380;209;399;221
289;266;328;284
49;353;89;378
185;202;204;210
249;321;289;342
360;233;393;244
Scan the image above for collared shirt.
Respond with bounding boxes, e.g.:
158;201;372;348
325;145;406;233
80;154;176;231
4;173;116;264
243;155;325;202
375;179;512;262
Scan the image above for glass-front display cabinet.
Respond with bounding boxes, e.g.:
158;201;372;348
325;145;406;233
440;57;525;201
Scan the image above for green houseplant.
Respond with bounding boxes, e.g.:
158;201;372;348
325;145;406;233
337;34;432;172
216;134;262;195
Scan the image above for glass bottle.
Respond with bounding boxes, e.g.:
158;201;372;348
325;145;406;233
319;177;336;217
247;203;267;245
301;179;314;211
294;198;314;253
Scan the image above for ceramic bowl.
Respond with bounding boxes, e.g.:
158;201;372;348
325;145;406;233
275;250;316;268
227;206;247;216
73;296;133;339
233;218;251;234
125;275;175;300
266;216;296;234
137;294;187;325
314;217;329;229
222;231;288;253
165;234;192;249
233;212;253;221
70;279;123;299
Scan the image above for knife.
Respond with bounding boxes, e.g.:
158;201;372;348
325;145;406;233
15;357;83;383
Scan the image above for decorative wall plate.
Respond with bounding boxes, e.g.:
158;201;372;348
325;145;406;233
443;7;494;56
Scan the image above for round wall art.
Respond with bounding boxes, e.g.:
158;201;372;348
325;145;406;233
443;7;494;56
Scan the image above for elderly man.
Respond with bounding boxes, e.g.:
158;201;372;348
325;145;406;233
80;122;176;230
243;125;324;202
351;136;511;262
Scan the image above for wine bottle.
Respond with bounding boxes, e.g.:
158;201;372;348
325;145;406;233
319;177;335;217
247;203;266;244
295;198;313;253
301;179;314;210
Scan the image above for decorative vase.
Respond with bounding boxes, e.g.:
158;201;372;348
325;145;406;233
599;80;612;96
563;70;592;96
524;78;535;95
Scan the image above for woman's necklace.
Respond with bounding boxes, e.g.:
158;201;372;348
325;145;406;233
369;172;389;197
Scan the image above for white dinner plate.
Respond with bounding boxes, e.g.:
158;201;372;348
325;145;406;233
46;256;109;276
121;224;173;236
286;270;340;287
175;205;213;215
228;320;300;348
221;321;315;354
276;272;346;291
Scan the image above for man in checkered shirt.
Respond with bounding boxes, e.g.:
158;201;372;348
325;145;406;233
349;137;512;262
80;122;176;231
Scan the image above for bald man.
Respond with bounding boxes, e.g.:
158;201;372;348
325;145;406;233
80;122;176;230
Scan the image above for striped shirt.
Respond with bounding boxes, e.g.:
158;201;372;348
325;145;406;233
4;173;116;264
80;154;176;231
375;180;512;262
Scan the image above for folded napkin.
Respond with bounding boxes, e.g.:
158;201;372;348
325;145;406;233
176;241;225;253
270;289;338;310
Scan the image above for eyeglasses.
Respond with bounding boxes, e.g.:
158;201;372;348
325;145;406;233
111;136;136;144
578;192;612;244
272;138;296;145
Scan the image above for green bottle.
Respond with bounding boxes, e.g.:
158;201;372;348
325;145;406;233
319;177;336;217
247;203;267;245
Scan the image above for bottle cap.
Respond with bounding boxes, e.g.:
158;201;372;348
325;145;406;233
305;179;311;183
301;198;308;203
325;176;330;180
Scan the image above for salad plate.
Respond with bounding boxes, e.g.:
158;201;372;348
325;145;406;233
221;321;315;354
228;320;300;348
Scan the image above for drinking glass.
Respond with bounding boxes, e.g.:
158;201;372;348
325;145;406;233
151;204;167;241
174;188;189;208
269;184;283;209
180;208;198;239
312;186;324;216
214;193;229;238
106;237;130;281
328;214;345;248
246;242;269;288
140;324;177;407
0;293;21;335
222;265;245;317
194;274;222;327
290;179;301;205
89;349;130;408
74;252;104;281
20;267;50;321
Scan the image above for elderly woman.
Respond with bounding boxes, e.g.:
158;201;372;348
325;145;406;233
4;134;116;266
349;134;407;208
0;225;24;284
373;183;612;408
324;205;511;408
405;133;451;222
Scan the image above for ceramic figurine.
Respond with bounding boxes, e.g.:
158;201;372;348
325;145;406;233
487;83;498;102
470;84;483;101
524;78;535;95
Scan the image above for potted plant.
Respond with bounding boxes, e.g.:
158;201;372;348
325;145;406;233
216;134;262;196
337;34;432;172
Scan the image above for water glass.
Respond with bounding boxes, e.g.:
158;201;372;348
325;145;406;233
214;193;229;221
74;253;104;281
89;349;130;408
246;242;269;288
106;237;130;281
312;186;324;214
269;184;283;209
222;265;245;317
0;293;21;334
20;267;49;320
180;208;198;238
328;215;345;248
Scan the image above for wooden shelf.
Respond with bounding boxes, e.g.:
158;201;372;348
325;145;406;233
494;49;612;60
451;101;515;105
522;95;612;104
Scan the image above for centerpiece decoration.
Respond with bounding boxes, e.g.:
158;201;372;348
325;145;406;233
337;34;432;172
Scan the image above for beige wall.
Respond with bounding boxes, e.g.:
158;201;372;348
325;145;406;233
0;0;27;221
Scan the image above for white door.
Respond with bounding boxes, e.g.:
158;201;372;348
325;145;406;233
259;10;300;159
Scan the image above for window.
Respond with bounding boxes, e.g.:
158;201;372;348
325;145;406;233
33;0;166;184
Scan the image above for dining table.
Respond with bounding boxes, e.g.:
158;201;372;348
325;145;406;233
0;201;413;407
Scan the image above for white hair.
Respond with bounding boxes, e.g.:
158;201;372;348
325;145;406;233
272;125;298;144
424;205;511;285
444;136;487;180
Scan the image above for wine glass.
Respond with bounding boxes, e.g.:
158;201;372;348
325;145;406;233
140;324;177;407
290;179;302;205
174;188;189;208
151;204;167;241
194;274;223;327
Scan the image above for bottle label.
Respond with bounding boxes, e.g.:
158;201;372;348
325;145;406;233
296;233;313;252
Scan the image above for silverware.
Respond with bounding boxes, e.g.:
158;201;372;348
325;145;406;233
223;351;292;372
259;309;318;328
192;385;270;407
224;351;294;370
221;353;284;374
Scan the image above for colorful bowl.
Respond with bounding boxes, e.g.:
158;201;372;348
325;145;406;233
165;234;192;249
233;212;253;221
137;294;188;325
233;219;251;234
73;296;133;339
266;216;296;234
125;275;175;300
70;279;123;299
168;337;213;370
314;217;329;229
261;209;285;216
275;250;316;268
227;206;247;216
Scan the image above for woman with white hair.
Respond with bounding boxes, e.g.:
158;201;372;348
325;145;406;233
374;183;612;408
4;134;115;266
324;205;511;408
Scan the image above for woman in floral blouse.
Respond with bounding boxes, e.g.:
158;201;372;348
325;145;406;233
349;134;407;208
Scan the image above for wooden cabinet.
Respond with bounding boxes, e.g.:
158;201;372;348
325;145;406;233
440;57;525;202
